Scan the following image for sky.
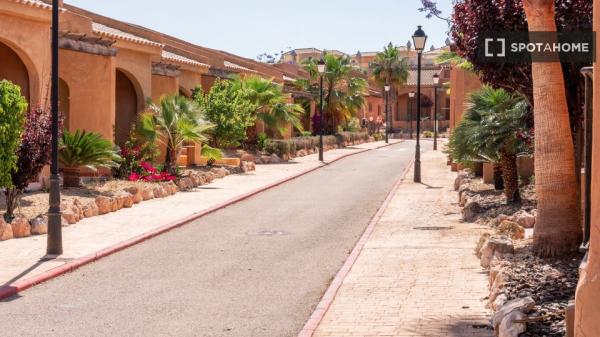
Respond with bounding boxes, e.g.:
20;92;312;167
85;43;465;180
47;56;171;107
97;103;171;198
65;0;453;60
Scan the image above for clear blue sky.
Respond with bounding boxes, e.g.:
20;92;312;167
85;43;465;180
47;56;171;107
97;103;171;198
65;0;453;60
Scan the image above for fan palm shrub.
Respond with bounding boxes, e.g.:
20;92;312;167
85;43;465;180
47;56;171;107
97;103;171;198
138;95;213;173
59;130;122;187
448;86;531;203
297;54;367;133
233;75;304;137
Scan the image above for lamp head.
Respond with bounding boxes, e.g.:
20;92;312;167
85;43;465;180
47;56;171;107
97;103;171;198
317;59;326;74
412;25;427;53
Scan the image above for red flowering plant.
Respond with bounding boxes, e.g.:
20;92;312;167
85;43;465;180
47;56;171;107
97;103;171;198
128;161;176;182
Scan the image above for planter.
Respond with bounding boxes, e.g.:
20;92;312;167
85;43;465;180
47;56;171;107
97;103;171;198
62;167;82;188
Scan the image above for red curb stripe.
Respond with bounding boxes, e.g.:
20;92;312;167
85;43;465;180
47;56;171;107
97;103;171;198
0;141;402;301
296;156;415;337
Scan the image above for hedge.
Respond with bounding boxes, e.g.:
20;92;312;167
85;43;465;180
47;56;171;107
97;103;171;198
264;132;372;158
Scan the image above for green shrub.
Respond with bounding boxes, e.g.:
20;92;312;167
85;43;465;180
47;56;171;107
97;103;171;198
257;132;268;151
264;139;297;158
60;130;122;170
201;144;223;166
0;80;27;189
423;130;434;138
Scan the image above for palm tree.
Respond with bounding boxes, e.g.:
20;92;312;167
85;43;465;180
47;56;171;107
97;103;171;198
233;75;304;137
523;0;582;256
370;42;409;124
449;86;531;203
298;54;368;132
138;95;213;173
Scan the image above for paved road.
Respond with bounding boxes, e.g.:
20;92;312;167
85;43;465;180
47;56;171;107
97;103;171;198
0;140;422;337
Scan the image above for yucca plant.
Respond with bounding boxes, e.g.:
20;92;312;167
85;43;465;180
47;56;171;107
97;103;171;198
59;129;122;187
138;95;214;173
448;86;531;203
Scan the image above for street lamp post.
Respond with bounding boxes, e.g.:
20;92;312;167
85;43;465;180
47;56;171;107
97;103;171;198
317;59;326;162
47;0;62;255
432;73;440;151
384;84;390;144
408;91;415;139
412;25;427;183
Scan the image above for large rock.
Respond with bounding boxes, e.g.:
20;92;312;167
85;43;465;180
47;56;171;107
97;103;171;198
514;210;536;228
493;297;535;330
125;186;143;204
161;181;177;195
11;217;31;238
115;191;134;208
498;310;527;337
82;200;100;218
211;167;229;179
0;219;13;241
454;171;470;191
30;216;48;235
61;200;82;225
153;185;167;198
480;236;514;268
492;293;508;311
141;186;155;200
240;153;255;162
240;161;256;173
296;149;308;157
95;196;113;215
269;154;283;164
259;155;271;164
497;220;525;240
189;173;202;187
462;199;483;222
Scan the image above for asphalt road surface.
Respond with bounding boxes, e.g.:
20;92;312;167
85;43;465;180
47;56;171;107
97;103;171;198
0;140;423;337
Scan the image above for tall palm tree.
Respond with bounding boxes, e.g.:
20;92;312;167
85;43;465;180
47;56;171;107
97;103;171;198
233;75;304;137
370;42;410;123
298;54;368;132
523;0;582;256
449;86;531;203
138;95;213;173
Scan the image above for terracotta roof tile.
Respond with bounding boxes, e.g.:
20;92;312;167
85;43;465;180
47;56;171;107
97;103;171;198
224;61;256;73
92;22;163;48
10;0;52;10
161;50;209;68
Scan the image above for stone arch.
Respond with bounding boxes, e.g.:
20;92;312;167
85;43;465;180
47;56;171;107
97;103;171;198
115;68;143;146
59;78;70;130
0;39;34;103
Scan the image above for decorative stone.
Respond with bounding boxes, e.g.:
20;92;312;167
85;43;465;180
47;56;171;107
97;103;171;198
30;216;48;235
141;186;155;200
95;196;113;215
259;155;271;164
492;293;508;311
189;173;202;186
211;167;229;178
462;200;483;222
0;219;14;241
493;297;535;330
269;154;283;164
454;171;470;191
11;217;31;238
498;311;527;337
153;186;166;198
497;220;525;240
240;153;255;162
115;191;134;208
125;186;143;204
241;161;256;172
204;172;216;183
480;236;514;268
82;200;100;218
296;149;307;157
514;210;536;228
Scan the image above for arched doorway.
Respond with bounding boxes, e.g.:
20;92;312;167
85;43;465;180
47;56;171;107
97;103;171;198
59;78;70;130
0;41;30;102
115;69;140;146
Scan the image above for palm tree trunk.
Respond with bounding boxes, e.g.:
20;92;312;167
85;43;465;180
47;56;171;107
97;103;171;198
499;149;521;203
523;0;582;256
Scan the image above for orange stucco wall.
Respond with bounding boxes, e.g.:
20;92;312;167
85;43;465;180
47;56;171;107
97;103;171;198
151;74;178;103
0;5;51;105
449;66;482;131
574;1;600;334
59;49;115;140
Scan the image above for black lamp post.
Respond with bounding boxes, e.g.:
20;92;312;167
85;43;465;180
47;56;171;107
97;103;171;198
408;91;415;139
317;59;326;162
432;73;440;151
384;83;390;144
47;0;62;255
412;25;427;183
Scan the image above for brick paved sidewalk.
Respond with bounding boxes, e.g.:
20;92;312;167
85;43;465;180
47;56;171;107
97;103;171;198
311;149;492;337
0;140;400;289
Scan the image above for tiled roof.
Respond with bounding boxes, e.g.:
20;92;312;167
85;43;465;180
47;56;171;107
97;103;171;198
406;69;442;86
283;75;296;82
162;50;209;68
92;22;163;48
224;61;256;73
10;0;52;10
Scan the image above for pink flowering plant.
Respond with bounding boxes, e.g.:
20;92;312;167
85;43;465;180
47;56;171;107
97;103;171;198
128;161;176;182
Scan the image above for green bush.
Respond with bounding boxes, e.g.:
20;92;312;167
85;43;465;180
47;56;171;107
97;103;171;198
0;80;27;189
257;132;268;151
59;130;122;170
422;130;434;138
201;144;223;166
264;139;297;158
